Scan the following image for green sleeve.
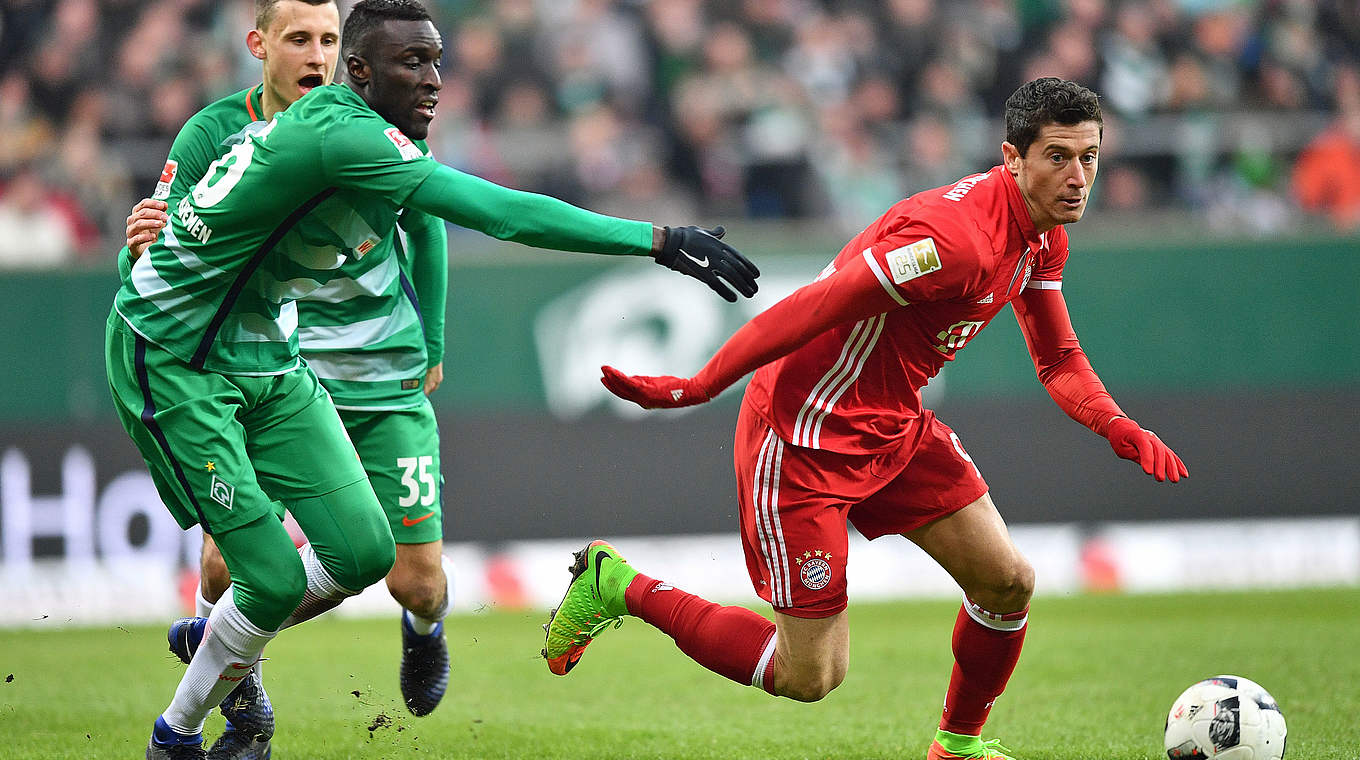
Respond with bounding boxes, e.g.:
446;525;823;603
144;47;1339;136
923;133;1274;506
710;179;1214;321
404;163;654;256
320;117;440;206
399;208;448;367
161;118;226;204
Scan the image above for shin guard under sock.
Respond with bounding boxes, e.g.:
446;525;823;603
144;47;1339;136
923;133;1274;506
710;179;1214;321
625;572;777;691
939;598;1028;735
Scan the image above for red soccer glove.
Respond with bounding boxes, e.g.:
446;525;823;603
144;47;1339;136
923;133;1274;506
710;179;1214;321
600;366;711;409
1104;417;1188;483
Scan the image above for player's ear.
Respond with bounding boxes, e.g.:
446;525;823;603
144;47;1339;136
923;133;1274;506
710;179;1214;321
346;54;370;86
1001;141;1022;175
246;29;267;62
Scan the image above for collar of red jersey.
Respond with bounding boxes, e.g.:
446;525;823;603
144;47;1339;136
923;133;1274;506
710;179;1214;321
997;166;1044;252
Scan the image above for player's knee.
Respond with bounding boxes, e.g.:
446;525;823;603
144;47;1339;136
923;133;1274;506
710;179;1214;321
779;666;846;703
344;537;397;592
776;651;848;703
976;557;1035;611
385;568;443;616
252;568;307;618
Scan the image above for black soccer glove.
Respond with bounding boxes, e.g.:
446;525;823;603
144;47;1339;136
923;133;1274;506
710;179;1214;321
653;225;760;302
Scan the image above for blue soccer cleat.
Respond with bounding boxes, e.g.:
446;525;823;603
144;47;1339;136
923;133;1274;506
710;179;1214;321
166;617;273;760
399;613;450;716
146;715;206;759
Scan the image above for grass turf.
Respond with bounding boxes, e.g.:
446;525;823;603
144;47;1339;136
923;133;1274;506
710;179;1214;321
0;587;1354;759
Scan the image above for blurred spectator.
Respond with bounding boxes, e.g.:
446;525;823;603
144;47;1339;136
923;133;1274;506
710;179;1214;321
1099;1;1169;120
1292;65;1360;231
1;0;1358;266
0;166;96;268
0;72;54;171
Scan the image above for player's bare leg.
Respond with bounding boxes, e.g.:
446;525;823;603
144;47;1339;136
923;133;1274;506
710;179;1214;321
198;536;230;614
386;540;453;716
768;610;848;702
906;492;1031;760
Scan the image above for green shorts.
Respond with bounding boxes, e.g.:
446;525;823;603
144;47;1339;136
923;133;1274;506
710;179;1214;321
338;400;444;544
105;312;370;534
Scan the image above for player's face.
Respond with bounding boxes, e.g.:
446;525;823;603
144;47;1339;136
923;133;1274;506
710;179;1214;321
355;19;443;140
253;1;340;106
1003;121;1101;232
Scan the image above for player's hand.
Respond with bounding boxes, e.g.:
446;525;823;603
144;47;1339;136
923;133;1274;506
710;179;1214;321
423;362;444;395
653;225;760;303
1105;417;1188;483
600;365;710;409
126;198;169;260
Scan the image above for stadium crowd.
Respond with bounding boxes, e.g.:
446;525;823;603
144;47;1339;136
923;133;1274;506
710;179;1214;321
1;0;1358;267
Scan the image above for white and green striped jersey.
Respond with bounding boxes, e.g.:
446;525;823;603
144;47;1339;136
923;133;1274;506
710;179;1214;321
297;204;447;410
116;84;447;409
114;84;442;381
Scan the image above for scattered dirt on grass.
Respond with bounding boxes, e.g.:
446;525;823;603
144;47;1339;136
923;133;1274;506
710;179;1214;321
367;712;393;736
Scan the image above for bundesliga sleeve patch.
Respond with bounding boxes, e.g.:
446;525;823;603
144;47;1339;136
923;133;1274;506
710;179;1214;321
152;159;178;200
384;127;425;161
885;237;942;284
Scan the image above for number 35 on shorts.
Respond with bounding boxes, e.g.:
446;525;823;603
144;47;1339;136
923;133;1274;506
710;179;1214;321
397;455;437;508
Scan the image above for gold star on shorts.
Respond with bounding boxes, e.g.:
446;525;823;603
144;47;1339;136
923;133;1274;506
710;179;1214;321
205;461;216;471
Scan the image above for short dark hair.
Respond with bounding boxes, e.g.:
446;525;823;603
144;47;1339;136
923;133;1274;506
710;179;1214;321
342;0;433;59
1004;77;1103;156
256;0;336;32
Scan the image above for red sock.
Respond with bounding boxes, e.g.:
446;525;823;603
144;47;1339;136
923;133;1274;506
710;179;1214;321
625;572;777;692
939;599;1029;735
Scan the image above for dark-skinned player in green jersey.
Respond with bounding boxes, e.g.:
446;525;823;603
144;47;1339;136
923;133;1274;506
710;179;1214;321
124;3;455;755
107;2;759;758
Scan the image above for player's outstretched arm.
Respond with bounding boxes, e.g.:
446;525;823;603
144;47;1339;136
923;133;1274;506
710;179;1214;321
1013;287;1188;483
125;198;170;260
402;164;759;301
601;252;903;409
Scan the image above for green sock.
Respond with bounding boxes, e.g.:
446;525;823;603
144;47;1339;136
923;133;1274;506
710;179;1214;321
935;729;982;754
599;556;638;618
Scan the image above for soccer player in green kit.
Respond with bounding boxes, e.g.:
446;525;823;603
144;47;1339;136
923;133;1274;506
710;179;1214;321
107;1;760;757
125;2;457;750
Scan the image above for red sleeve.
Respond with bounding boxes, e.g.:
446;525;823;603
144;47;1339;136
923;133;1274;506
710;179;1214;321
861;223;976;304
1031;225;1070;283
1011;286;1125;436
691;252;904;397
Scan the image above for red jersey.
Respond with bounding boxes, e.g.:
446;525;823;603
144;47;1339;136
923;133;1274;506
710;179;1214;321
743;166;1069;454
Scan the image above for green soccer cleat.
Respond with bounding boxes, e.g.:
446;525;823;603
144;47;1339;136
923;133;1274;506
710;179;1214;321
541;540;637;675
926;729;1015;760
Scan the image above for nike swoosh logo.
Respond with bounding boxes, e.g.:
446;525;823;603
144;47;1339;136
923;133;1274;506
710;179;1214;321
402;511;436;527
593;549;610;597
678;247;709;267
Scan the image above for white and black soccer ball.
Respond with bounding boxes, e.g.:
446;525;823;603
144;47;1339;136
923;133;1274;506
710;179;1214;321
1164;675;1287;759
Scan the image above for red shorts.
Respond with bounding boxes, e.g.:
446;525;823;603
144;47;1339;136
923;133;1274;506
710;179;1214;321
735;400;988;619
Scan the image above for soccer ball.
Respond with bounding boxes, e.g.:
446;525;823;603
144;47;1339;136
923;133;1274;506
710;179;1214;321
1164;675;1287;759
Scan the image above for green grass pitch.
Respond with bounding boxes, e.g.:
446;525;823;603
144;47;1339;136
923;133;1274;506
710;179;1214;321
1;587;1355;759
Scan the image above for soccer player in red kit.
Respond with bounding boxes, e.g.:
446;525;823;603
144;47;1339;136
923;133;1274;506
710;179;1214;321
542;77;1187;760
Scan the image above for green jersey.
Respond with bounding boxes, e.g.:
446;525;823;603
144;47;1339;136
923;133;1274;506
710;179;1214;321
116;85;447;408
114;83;651;378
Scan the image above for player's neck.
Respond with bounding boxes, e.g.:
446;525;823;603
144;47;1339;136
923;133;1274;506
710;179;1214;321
260;86;290;121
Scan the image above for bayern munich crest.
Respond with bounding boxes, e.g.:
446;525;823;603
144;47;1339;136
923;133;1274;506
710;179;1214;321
799;557;832;590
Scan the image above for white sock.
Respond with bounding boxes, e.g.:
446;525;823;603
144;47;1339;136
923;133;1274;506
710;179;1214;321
405;554;454;635
162;590;274;735
279;544;358;630
195;585;216;618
